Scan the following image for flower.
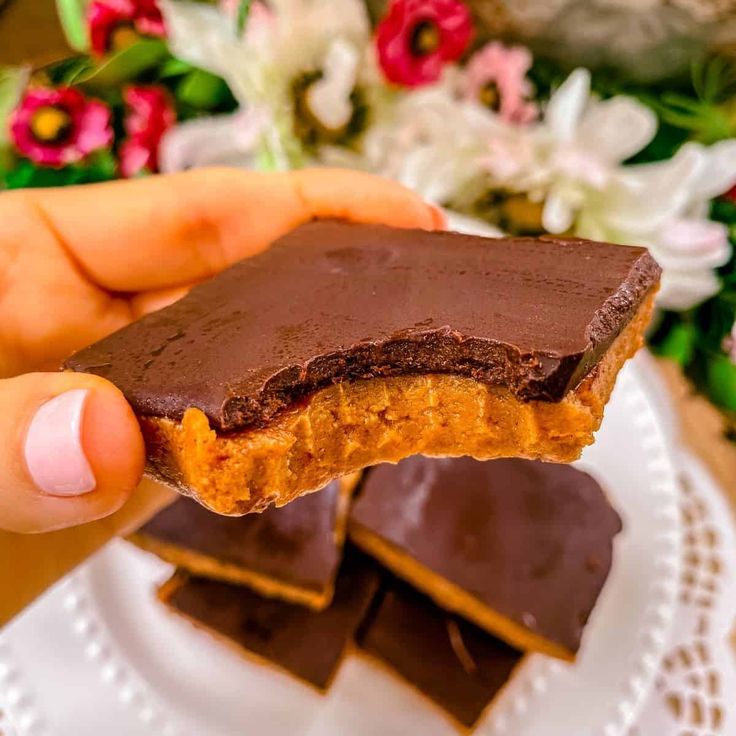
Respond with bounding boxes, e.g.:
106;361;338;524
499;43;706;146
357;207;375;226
119;85;175;177
88;0;166;57
469;66;736;309
577;141;736;309
376;0;473;87
652;217;731;310
463;42;537;124
322;82;495;204
9;86;113;167
537;68;658;233
161;0;372;166
477;67;657;236
725;184;736;202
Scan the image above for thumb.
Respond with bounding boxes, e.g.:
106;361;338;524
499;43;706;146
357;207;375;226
0;373;145;533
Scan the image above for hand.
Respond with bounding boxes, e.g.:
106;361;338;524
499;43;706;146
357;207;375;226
0;167;442;533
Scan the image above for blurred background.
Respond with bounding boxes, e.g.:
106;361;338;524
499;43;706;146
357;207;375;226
0;2;735;735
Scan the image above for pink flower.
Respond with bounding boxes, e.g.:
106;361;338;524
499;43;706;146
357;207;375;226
464;42;538;124
8;87;113;167
119;85;176;177
87;0;166;57
376;0;473;87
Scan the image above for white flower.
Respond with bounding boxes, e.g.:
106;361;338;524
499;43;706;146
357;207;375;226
481;68;657;233
576;140;736;309
471;65;736;310
322;75;499;205
160;0;371;169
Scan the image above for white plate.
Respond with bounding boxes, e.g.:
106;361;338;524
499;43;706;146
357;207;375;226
0;359;681;736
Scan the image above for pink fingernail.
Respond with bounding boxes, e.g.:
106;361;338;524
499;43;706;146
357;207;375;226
24;389;96;497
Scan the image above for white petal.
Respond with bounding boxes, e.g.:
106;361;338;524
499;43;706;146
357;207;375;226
161;1;238;78
159;109;267;172
273;0;369;43
161;0;270;104
445;211;505;238
577;96;657;163
652;218;732;271
397;147;464;203
543;189;575;233
691;139;736;201
657;269;722;310
544;68;591;142
595;145;705;233
306;39;359;130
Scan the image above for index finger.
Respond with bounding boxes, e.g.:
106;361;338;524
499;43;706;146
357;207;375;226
2;168;444;293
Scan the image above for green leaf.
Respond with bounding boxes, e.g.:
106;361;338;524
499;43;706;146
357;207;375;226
85;149;118;181
691;54;736;104
56;0;90;52
694;297;736;353
3;160;80;189
2;153;118;189
76;39;169;91
649;320;696;365
704;354;736;411
0;145;16;179
176;69;233;110
159;58;194;79
48;56;94;86
0;66;28;146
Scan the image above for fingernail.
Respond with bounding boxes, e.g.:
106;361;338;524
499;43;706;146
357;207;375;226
24;389;96;497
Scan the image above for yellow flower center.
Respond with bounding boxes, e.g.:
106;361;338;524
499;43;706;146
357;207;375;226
479;81;501;112
500;194;545;235
410;20;441;57
110;24;140;51
30;106;72;144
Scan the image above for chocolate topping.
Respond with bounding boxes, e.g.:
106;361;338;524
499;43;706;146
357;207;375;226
359;581;522;727
160;551;380;690
64;221;660;432
140;479;345;594
350;457;622;655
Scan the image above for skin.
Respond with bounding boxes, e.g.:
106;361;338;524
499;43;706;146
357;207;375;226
0;167;443;533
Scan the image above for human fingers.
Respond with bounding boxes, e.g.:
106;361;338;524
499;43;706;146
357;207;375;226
0;167;443;294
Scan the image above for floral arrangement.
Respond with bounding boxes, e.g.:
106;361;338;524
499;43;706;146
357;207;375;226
1;0;736;432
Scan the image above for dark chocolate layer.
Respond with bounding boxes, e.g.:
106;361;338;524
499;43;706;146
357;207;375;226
64;222;660;432
359;581;522;728
160;552;379;690
350;457;622;655
139;479;344;594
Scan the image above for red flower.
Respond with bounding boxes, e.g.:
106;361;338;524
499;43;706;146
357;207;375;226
376;0;473;87
119;85;176;177
8;87;113;167
88;0;166;57
725;184;736;202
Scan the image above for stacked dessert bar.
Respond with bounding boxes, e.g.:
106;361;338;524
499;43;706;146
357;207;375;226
132;457;621;731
